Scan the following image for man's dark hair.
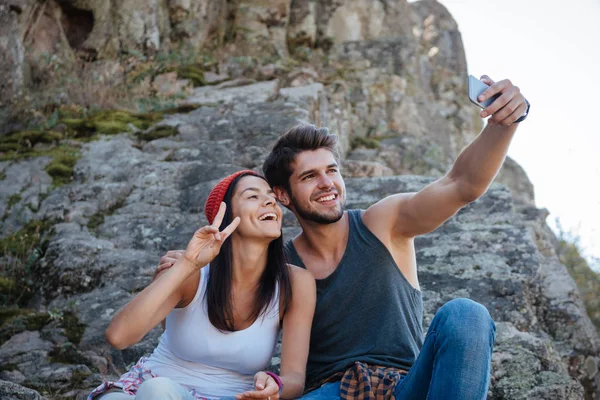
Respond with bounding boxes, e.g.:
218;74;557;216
262;124;339;191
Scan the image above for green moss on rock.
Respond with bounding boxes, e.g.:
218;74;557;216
137;126;179;141
93;120;131;135
163;104;201;114
70;368;92;388
44;149;80;186
0;219;55;307
87;197;127;233
0;143;20;152
175;65;206;86
1;104;195;161
0;130;63;150
62;311;86;345
0;306;21;325
7;194;22;209
0;219;53;258
86;213;105;232
66;110;163;138
350;136;380;150
49;342;88;365
0;105;197;167
0;310;51;344
0;362;18;371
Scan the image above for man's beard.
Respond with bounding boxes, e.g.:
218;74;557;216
290;191;345;224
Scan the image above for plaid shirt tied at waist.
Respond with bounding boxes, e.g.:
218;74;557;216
308;361;408;400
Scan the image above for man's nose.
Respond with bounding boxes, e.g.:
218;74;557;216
317;173;333;189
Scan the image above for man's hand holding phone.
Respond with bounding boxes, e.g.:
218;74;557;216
469;75;529;126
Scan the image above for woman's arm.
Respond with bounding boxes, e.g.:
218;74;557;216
106;202;240;350
105;258;197;349
278;265;317;398
236;265;316;400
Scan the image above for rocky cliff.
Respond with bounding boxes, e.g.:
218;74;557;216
1;0;598;399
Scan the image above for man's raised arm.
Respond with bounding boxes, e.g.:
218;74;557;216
367;75;529;238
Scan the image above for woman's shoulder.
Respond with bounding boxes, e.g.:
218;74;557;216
286;264;316;290
287;263;309;276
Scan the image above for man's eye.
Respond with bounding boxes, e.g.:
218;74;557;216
303;174;314;180
328;169;338;173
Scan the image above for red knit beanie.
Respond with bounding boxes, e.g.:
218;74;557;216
204;170;262;225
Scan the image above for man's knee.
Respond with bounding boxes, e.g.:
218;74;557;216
434;298;495;339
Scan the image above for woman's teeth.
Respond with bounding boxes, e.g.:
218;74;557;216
258;213;278;221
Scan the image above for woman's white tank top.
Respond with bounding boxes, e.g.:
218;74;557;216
144;265;280;399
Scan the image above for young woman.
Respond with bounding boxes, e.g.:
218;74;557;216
89;170;316;400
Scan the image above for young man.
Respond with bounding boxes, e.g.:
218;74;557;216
260;75;527;400
158;75;528;399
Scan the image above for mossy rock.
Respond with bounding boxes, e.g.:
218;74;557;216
61;311;86;345
0;142;21;152
0;130;63;146
92;120;131;135
49;342;88;365
0;219;53;258
7;194;22;209
0;362;18;372
63;110;164;138
1;105;196;163
45;149;80;186
87;196;127;233
86;213;105;232
162;104;201;114
175;65;206;86
1;105;194;158
137;125;179;141
61;118;87;132
0;131;64;155
0;310;51;344
0;219;55;307
0;278;16;294
0;306;22;326
70;367;93;388
350;136;380;150
17;131;63;144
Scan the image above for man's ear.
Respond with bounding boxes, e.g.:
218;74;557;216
273;186;290;207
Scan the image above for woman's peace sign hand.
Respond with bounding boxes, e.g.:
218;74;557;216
183;202;240;269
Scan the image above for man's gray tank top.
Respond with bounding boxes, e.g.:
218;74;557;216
284;209;424;389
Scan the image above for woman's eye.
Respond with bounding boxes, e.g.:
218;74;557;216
248;195;258;199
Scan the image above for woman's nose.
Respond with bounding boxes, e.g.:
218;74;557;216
263;196;275;206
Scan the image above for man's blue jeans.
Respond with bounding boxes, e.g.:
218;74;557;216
300;298;496;400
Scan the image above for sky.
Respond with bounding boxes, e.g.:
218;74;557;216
428;0;600;269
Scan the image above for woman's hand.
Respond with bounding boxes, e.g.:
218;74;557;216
183;202;240;269
235;371;280;400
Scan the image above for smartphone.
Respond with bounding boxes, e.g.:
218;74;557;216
468;75;500;109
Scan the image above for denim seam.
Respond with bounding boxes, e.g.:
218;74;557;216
394;330;438;397
425;330;439;400
488;320;496;355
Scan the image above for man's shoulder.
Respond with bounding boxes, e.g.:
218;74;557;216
346;208;365;221
283;236;306;268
